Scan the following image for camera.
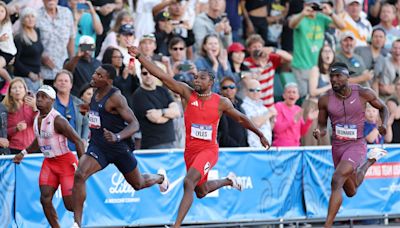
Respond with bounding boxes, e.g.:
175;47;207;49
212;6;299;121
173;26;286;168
80;43;95;52
311;3;322;11
77;3;89;11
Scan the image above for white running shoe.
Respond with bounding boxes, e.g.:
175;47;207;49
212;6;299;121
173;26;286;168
72;222;80;228
367;147;388;161
227;172;242;191
158;168;169;192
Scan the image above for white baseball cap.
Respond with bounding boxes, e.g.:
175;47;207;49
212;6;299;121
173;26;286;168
37;85;56;99
79;35;95;45
345;0;362;5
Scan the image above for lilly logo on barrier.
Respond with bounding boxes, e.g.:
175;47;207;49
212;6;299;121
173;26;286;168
224;176;253;190
105;172;140;204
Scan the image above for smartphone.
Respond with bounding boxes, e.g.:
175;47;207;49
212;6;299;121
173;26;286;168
179;63;192;72
152;53;163;62
80;43;95;52
77;3;89;10
311;3;322;11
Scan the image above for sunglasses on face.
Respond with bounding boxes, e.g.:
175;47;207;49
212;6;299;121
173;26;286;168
221;84;236;90
248;88;261;92
172;47;185;51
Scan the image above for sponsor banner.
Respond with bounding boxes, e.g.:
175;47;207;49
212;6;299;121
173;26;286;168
0;158;16;227
303;146;400;218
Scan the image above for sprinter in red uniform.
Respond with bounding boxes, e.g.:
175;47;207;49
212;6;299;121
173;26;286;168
128;46;270;228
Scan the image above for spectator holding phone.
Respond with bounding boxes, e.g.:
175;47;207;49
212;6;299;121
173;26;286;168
168;37;196;87
64;35;101;96
102;47;140;109
2;78;37;154
68;0;103;54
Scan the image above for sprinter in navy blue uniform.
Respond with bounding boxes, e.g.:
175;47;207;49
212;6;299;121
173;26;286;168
72;64;169;228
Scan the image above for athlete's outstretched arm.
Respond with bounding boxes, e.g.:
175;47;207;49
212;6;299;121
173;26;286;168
220;97;270;149
361;87;389;135
313;95;329;140
127;46;193;100
104;92;139;143
54;116;85;158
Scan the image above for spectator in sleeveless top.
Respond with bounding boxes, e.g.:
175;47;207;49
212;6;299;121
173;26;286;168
302;44;333;146
13;7;44;92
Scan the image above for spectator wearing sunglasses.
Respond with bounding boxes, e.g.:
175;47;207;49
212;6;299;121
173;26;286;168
169;37;196;88
272;83;317;147
132;65;180;149
217;77;248;147
336;31;372;88
53;70;89;150
241;79;276;147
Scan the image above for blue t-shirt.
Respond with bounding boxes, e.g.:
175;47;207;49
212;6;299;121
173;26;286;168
363;121;384;144
54;96;77;151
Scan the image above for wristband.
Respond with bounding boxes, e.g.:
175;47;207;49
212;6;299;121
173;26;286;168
116;134;121;143
21;149;28;156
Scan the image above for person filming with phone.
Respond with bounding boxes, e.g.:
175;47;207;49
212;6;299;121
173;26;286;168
64;35;101;96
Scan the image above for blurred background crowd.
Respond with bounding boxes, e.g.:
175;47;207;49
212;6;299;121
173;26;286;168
0;0;399;155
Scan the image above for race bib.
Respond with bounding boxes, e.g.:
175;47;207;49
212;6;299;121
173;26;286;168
40;145;52;157
89;111;101;129
191;124;212;141
335;124;357;140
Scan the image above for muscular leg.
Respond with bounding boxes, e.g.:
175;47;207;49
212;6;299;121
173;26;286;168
172;168;201;228
123;167;164;190
62;195;74;212
39;185;59;228
194;177;232;199
342;158;376;197
73;155;102;226
324;161;354;228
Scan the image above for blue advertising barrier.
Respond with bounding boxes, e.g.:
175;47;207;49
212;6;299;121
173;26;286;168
1;145;400;227
0;158;16;228
303;145;400;218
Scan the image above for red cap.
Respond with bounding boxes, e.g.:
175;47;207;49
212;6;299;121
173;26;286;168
227;42;245;53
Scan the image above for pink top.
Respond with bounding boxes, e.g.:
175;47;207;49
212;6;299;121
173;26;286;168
272;102;313;147
7;104;36;150
34;109;70;158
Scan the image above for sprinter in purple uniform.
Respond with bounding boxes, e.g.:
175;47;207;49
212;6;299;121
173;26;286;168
313;62;389;228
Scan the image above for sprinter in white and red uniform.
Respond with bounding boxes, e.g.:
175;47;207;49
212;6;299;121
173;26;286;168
129;46;270;228
13;85;85;228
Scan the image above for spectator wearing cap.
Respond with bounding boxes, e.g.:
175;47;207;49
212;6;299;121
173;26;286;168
243;34;292;108
64;35;101;96
192;0;232;50
97;10;134;61
217;77;248;147
13;7;44;92
115;24;136;66
336;31;372;88
289;0;345;98
377;39;400;100
272;83;317;147
241;79;276;147
169;37;197;88
139;33;174;78
373;3;400;50
227;42;249;83
68;0;103;54
2;78;37;154
337;0;372;47
36;0;75;85
152;1;195;57
194;34;233;93
53;70;89;150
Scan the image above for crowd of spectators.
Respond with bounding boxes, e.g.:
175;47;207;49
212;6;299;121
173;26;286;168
0;0;400;155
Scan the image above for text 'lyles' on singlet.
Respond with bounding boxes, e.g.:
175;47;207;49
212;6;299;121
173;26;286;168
184;92;220;151
34;108;69;158
328;84;365;141
89;87;133;152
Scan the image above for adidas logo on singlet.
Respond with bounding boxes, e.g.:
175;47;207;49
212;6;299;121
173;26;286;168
191;101;199;107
